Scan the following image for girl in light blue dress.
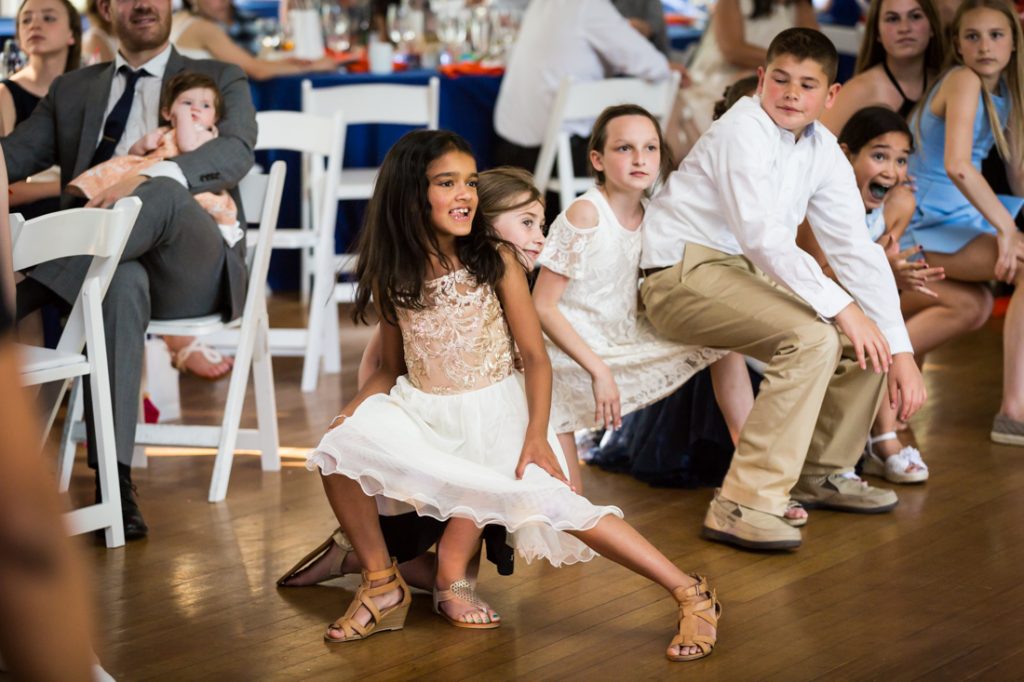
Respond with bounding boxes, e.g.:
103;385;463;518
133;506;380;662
902;0;1024;446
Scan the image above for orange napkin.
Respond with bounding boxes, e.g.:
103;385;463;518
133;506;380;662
665;13;696;26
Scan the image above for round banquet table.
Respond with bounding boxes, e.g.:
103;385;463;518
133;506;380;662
249;68;502;291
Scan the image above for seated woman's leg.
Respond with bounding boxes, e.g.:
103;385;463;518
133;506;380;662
923;235;1024;423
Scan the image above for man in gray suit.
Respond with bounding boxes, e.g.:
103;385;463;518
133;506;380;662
3;0;257;539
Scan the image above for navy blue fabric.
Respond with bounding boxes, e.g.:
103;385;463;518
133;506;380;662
250;69;502;291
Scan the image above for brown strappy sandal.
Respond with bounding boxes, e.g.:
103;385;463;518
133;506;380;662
667;574;721;662
433;578;501;630
276;527;354;586
323;558;411;643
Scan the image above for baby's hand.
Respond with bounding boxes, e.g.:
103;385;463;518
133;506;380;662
515;434;571;489
128;128;166;156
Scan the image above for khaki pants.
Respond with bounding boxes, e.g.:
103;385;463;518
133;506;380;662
640;243;885;516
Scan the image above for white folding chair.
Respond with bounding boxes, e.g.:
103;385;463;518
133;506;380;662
300;78;440;382
245;110;344;393
60;162;286;503
533;72;681;212
15;197;142;548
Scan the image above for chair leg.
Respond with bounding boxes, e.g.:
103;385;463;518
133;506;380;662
57;376;83;494
252;314;280;472
208;306;260;502
321;296;341;375
300;245;312;306
81;281;125;548
301;240;336;392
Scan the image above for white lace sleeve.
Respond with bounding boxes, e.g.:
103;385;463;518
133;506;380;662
536;210;599;280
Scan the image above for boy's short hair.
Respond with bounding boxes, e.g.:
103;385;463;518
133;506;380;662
160;72;224;121
766;28;839;84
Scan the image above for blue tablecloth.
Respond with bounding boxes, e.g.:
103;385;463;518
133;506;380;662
250;68;502;291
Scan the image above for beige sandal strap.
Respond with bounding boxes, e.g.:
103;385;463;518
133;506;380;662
362;558;400;583
670;576;720;656
327;529;353;577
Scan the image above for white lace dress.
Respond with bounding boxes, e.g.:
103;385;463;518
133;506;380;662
307;268;623;567
537;188;725;433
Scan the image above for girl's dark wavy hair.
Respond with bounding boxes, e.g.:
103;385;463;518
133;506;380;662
352;129;507;325
838;105;915;154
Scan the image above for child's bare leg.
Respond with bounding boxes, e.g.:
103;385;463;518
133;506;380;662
282;542;437;590
709;353;753;446
557;432;584;493
435;518;498;623
569;515;714;659
320;474;405;640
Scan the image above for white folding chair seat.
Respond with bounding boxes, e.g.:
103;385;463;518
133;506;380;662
299;78;440;383
15;197;142;548
60;163;286;503
533;73;681;212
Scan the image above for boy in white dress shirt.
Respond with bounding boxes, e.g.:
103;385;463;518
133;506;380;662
640;28;927;551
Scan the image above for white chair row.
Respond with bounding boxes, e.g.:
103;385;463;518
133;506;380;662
59;161;287;504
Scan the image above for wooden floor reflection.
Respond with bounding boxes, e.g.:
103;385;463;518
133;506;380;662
62;296;1024;680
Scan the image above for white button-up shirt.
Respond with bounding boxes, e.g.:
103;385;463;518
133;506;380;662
641;96;913;356
103;45;187;187
494;0;670;146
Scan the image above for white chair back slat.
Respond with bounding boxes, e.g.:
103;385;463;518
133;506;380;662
256;110;340;156
242;161;286;310
534;73;680;207
11;202;139;271
12;198;142;358
301;77;440;128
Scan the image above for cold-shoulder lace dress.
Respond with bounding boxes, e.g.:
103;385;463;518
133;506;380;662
536;188;725;433
307;268;623;566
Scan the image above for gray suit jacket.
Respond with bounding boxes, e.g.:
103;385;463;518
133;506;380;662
1;48;258;319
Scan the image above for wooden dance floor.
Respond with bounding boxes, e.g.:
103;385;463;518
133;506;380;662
50;297;1024;680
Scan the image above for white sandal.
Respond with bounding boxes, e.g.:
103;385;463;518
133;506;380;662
862;432;929;484
170;339;230;381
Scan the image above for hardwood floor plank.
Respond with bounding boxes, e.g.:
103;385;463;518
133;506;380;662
4;299;1015;681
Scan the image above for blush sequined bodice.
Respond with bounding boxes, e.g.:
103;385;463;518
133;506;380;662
397;269;515;394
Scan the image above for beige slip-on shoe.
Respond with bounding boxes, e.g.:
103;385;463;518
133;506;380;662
701;492;802;550
791;472;898;514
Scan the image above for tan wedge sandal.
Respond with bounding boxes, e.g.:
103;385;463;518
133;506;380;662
277;527;353;586
667;574;721;662
324;559;411;643
433;578;501;630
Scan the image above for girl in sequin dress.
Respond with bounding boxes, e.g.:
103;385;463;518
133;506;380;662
304;130;720;663
277;167;546;589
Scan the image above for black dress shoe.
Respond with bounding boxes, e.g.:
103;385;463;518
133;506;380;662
95;474;148;541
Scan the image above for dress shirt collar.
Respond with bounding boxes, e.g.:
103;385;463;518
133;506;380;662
114;43;173;80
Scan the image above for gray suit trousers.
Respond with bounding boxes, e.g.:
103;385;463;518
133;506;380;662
33;178;232;469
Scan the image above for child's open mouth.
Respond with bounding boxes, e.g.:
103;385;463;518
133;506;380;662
868;182;892;201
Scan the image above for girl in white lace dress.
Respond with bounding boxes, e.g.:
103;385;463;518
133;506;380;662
305;130;720;662
534;105;741;489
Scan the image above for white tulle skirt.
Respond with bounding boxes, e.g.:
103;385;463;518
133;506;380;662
307;373;623;567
